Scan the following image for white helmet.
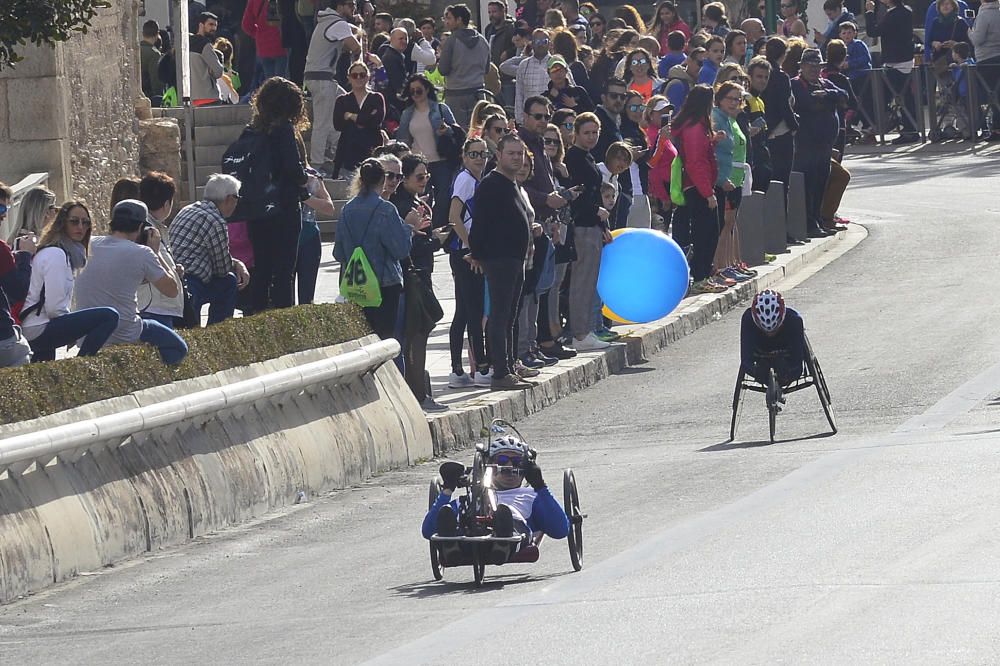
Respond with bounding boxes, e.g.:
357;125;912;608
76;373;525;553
488;434;529;462
751;290;786;333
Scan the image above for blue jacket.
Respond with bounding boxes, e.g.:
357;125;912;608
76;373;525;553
697;59;719;85
845;39;873;79
925;0;970;59
421;486;570;540
333;191;412;287
395;101;457;150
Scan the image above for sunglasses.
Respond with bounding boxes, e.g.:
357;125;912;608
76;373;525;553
631;58;649;66
543;137;560;145
562;120;575;129
384;172;402;181
0;204;8;216
626;103;643;113
605;92;626;101
491;125;512;134
67;216;92;227
494;454;523;467
466;150;488;159
409;87;426;95
529;112;552;121
349;71;369;79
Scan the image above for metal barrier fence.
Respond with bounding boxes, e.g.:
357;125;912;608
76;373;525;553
1;172;49;245
846;64;1000;144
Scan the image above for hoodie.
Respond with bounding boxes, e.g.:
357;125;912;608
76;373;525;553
188;33;224;103
971;1;1000;63
663;63;696;110
438;27;490;91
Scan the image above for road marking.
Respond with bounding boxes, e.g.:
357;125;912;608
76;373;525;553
364;348;1000;665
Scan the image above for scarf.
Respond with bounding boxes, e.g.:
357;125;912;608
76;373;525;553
58;239;88;271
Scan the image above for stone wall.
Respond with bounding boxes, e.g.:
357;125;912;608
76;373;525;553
0;0;142;231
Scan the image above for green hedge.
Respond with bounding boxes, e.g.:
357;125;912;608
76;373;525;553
0;303;371;426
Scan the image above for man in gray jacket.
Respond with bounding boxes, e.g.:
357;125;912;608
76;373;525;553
438;4;490;129
971;0;1000;139
189;12;224;106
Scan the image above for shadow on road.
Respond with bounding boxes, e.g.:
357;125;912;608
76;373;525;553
699;431;837;452
389;570;573;598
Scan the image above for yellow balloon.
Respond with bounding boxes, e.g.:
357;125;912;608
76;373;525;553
602;304;635;325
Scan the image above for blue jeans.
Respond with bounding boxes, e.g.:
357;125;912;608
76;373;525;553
139;319;189;365
185;274;239;324
141;312;176;329
28;308;120;362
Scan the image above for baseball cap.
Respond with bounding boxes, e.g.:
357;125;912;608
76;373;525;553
112;199;149;226
652;99;674;112
547;55;569;71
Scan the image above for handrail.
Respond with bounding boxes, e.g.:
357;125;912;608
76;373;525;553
0;337;400;476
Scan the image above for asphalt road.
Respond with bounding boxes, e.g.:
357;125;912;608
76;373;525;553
4;147;1000;664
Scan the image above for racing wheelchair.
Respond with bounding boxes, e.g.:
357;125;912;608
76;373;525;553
730;334;836;444
427;420;585;587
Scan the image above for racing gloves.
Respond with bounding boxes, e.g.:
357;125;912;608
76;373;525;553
522;460;546;491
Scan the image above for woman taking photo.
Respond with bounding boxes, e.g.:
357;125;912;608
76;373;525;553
333;62;387;179
650;1;692;55
446;137;491;389
671;84;725;294
334;158;424;339
712;81;755;285
246;76;309;312
865;0;918;143
20;201;119;362
396;73;459;230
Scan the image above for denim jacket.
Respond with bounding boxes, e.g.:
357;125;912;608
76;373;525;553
396;102;457;148
333;191;412;287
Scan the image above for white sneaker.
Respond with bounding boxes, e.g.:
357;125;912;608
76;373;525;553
473;370;493;387
448;372;475;388
573;333;611;351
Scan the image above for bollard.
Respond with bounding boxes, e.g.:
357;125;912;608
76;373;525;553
762;183;788;254
736;192;765;266
787;172;809;241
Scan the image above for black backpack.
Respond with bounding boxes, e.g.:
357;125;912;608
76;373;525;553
221;126;280;222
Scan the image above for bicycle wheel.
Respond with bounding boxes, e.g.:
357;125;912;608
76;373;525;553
730;369;746;442
767;368;778;444
472;544;486;587
563;469;583;572
428;478;443;581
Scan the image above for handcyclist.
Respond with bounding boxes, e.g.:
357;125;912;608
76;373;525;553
422;433;569;563
740;290;806;407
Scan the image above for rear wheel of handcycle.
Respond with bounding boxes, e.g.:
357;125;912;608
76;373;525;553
766;368;779;444
472;544;486;587
564;469;584;572
428;478;443;581
805;339;837;435
730;369;746;442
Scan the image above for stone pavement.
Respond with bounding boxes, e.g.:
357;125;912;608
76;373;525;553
313;223;867;454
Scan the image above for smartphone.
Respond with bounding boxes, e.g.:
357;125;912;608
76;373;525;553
964;8;975;18
751;116;767;130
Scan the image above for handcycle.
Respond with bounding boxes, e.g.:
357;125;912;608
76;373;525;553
730;334;836;444
427;419;585;587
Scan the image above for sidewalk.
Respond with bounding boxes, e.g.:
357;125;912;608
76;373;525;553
315;224;867;454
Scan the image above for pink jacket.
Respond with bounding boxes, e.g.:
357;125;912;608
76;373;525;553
671;120;718;200
242;0;286;59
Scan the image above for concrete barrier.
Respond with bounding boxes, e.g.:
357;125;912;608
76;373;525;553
0;335;431;603
763;183;789;254
736;192;765;266
787;172;809;241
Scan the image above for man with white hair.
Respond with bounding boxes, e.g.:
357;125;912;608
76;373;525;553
169;174;250;325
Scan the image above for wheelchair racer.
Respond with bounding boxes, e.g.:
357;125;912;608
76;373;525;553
422;434;570;564
740;290;806;403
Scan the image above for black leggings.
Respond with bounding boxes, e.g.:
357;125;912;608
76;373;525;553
248;209;302;311
684;188;721;282
449;252;487;374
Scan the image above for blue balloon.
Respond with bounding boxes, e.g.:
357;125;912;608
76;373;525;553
597;229;690;324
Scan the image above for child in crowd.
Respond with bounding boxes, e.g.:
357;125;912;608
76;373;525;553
698;35;726;85
838;22;872;80
951;41;975;102
658;31;688;78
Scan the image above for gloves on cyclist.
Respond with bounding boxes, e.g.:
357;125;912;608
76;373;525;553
522;460;545;490
439;460;464;491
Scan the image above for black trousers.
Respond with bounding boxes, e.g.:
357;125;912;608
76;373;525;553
684;188;720;282
671;204;691;250
248;208;302;311
448;252;487;374
769;133;795;193
793;145;834;229
482;258;524;379
363;283;403;340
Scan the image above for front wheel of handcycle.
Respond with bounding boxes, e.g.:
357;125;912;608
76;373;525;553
766;368;779;444
564;469;584;571
428;478;443;581
472;544;486;587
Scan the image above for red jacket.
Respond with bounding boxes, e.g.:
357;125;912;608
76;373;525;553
672;120;717;200
242;0;286;59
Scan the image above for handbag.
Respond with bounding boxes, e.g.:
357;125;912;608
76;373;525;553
435;103;466;165
403;265;443;337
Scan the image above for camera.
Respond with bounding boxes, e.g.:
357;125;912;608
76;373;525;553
137;222;155;246
964;8;975;18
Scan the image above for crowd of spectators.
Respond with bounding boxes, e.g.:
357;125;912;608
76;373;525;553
12;0;999;411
